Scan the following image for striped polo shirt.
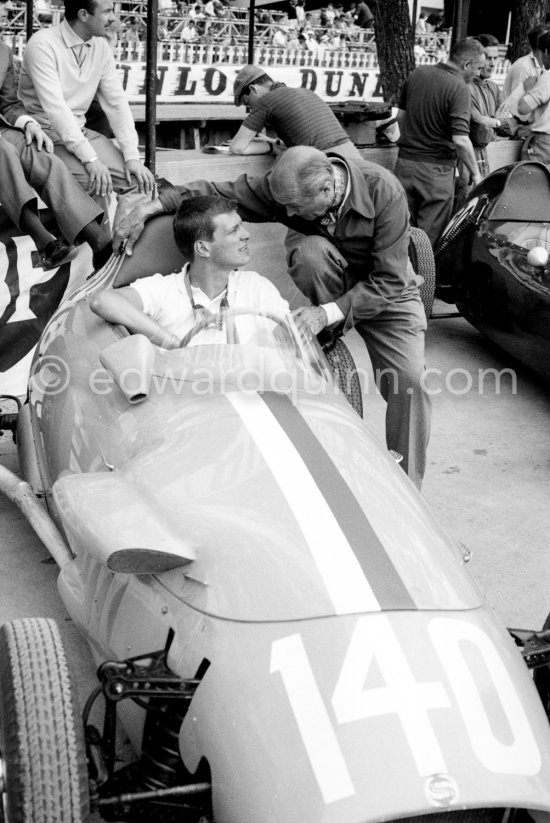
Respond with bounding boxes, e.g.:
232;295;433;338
243;83;350;149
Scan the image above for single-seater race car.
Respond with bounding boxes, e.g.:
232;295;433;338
435;160;550;382
1;214;550;823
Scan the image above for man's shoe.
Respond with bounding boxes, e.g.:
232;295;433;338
41;240;79;270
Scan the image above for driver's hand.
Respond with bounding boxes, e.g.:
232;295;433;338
293;306;328;335
162;332;181;349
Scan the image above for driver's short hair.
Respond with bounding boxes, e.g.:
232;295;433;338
173;195;239;260
64;0;98;20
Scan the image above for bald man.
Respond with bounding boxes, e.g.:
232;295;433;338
113;146;431;489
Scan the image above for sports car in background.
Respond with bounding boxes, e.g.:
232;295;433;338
1;214;550;823
435;160;550;382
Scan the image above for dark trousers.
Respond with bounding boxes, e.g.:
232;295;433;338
288;235;431;488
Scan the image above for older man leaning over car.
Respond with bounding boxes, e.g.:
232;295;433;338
90;195;289;348
111;146;431;489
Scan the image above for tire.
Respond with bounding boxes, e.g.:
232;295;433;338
0;618;90;823
534;611;550;721
409;227;436;320
324;338;363;418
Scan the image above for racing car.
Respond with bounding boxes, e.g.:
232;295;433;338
1;213;550;823
435;160;550;382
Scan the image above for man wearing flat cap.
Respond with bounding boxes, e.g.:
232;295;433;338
229;65;362;161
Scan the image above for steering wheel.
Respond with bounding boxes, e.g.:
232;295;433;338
178;307;292;348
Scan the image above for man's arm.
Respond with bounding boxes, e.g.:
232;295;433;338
517;74;545;115
90;286;180;349
452;134;481;186
229;124;273;155
113;174;282;255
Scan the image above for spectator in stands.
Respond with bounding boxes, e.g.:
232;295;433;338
303;27;320;53
517;30;550;163
229;65;363;160
296;0;306;28
179;17;198;42
425;12;444;32
271;24;287;47
354;0;373;29
288;0;298;29
122;16;141;44
395;37;484;247
344;3;356;24
415;13;426;33
286;27;300;48
324;3;336;25
189;2;205;20
19;0;155;208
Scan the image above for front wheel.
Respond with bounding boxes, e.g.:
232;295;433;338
409;227;436;320
0;618;90;823
324;338;363;418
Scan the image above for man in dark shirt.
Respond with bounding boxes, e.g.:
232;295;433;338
395;38;484;247
354;0;373;28
113;147;432;489
229;66;362;162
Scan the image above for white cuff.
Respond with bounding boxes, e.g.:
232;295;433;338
321;302;345;325
15;115;35;131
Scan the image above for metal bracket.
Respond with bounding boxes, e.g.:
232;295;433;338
509;628;550;669
98;652;201;703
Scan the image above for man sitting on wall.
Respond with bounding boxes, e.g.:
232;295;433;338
18;0;155;207
0;0;111;269
90;195;290;348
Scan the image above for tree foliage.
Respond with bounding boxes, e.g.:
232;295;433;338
510;0;549;61
372;0;415;104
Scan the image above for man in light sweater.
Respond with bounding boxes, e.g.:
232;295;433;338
18;0;154;204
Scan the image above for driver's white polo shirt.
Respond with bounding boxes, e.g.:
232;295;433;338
130;263;289;344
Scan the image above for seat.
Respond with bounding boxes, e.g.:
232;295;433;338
488;161;550;222
114;213;186;287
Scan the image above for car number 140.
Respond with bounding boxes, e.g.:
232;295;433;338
270;615;541;804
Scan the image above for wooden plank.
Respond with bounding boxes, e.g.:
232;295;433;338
131;103;245;122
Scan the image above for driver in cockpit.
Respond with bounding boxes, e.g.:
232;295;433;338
90;195;290;348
